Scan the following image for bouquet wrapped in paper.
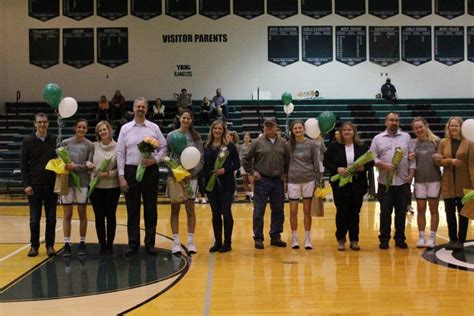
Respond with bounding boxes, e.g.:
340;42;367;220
385;147;405;192
205;146;229;192
136;136;160;182
56;147;81;191
461;189;474;220
330;151;374;187
462;189;474;205
87;158;112;198
163;156;194;197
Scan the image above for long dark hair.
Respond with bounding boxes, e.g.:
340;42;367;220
179;109;201;141
289;120;305;154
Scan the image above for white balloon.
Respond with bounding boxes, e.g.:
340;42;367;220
462;119;474;142
181;146;201;170
283;103;294;115
305;118;321;139
58;97;78;118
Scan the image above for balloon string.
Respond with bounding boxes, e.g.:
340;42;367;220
56;110;63;148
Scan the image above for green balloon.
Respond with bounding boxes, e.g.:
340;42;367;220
43;83;62;109
281;92;292;106
169;131;187;155
318;111;336;134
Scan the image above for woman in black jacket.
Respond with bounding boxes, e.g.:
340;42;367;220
203;120;240;253
323;122;373;251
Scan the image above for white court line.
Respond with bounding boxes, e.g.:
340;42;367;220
0;221;72;262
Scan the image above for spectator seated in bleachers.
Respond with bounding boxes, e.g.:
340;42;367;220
381;78;397;102
174;88;192;110
97;95;110;121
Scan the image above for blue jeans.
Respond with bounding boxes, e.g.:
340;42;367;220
253;176;285;241
27;184;57;248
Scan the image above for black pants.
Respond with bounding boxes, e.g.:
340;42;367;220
332;184;364;242
207;189;234;246
378;183;410;243
197;170;206;198
27;184;57;248
124;165;159;249
444;197;469;242
90;187;121;247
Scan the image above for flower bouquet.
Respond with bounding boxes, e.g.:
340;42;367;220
461;189;474;220
57;147;82;191
385;147;405;192
205;146;229;192
330;151;374;187
136;136;160;182
163;157;194;198
87;158;112;198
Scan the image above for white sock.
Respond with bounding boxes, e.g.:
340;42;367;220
80;236;86;243
419;231;425;239
305;231;311;239
291;231;298;239
187;233;194;243
64;237;71;245
173;234;180;243
430;231;436;240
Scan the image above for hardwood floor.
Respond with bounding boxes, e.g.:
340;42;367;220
0;199;473;315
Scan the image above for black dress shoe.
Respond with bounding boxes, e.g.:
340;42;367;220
145;247;157;256
379;242;389;249
445;240;457;250
28;247;39;257
209;243;222;253
270;239;287;247
395;241;408;249
219;244;232;253
124;248;138;257
46;246;57;257
453;241;464;250
254;240;264;249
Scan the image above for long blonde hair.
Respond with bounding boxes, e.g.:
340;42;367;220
412;117;439;144
444;116;464;139
340;121;363;146
206;120;229;147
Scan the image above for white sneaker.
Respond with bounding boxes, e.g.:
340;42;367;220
187;242;197;254
291;237;300;249
194;198;200;204
172;241;182;254
425;239;436;248
416;238;426;248
201;198;207;204
304;238;313;250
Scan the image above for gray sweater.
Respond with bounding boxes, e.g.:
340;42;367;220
287;138;321;184
61;137;94;187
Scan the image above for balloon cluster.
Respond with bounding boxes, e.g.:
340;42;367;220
169;131;201;170
282;92;294;115
462;119;474;142
43;83;78;119
304;111;336;139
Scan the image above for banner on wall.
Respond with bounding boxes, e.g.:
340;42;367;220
97;0;128;21
29;28;60;69
63;28;94;69
469;0;474;16
166;0;196;20
402;0;431;19
63;0;93;21
434;26;464;66
302;26;333;66
468;27;474;62
435;0;465;20
301;0;332;19
335;26;367;66
29;0;59;21
131;0;162;20
233;0;264;19
401;26;432;66
267;0;298;20
199;0;230;20
335;0;365;19
369;26;400;67
268;26;299;67
97;28;128;68
369;0;399;20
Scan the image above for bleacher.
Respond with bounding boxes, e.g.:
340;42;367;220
1;98;473;197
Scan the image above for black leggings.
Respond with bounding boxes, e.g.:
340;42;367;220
90;187;121;246
207;189;234;246
444;197;469;242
